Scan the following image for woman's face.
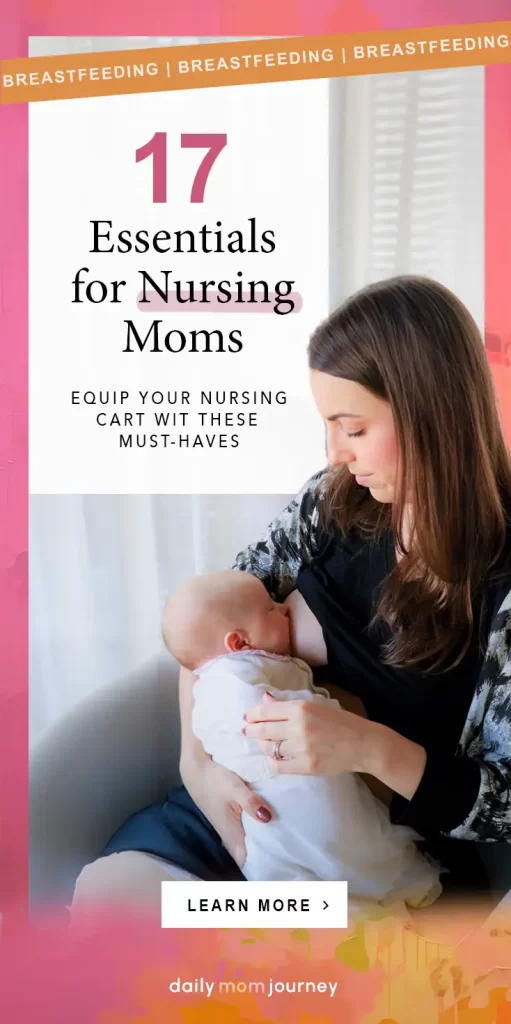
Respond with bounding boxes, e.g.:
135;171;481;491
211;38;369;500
310;370;399;503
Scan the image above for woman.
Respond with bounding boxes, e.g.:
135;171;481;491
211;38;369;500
74;275;511;911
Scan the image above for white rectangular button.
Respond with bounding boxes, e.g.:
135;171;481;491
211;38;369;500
161;881;347;928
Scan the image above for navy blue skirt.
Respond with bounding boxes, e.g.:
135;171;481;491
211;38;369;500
102;782;495;897
104;784;245;881
104;784;495;894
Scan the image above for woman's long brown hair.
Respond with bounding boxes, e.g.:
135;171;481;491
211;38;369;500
308;276;511;673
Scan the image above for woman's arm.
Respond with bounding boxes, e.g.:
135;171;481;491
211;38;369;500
244;697;426;798
245;586;423;800
244;585;511;840
360;722;427;800
283;591;395;801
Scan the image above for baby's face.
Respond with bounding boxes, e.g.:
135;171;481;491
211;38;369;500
243;582;291;656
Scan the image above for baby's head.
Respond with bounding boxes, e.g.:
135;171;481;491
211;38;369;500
162;570;290;671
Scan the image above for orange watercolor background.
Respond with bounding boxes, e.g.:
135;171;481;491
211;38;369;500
12;906;509;1024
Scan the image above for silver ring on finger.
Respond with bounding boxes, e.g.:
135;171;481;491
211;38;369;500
272;739;285;760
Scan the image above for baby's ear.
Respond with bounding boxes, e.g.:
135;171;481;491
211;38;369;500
224;630;250;653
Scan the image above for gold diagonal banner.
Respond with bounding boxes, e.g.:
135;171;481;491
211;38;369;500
1;21;510;104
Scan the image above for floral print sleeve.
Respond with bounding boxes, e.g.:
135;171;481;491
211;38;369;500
391;589;511;842
446;590;511;841
232;471;326;601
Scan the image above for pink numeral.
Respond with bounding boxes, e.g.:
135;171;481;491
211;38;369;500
136;132;227;203
181;134;228;203
135;131;167;204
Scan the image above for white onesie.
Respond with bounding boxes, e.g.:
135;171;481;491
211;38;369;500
191;650;441;905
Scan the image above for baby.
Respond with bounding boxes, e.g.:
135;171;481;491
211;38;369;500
163;570;441;906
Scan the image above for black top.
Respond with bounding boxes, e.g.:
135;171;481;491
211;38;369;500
297;523;497;839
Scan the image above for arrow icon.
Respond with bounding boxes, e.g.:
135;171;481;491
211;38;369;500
323;901;329;910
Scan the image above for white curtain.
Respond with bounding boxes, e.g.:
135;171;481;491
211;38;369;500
329;67;484;329
29;48;484;742
30;494;292;741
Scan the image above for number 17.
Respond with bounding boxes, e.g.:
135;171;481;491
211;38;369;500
135;132;228;204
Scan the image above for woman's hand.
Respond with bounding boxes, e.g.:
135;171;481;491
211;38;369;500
244;694;372;776
244;693;427;799
180;755;274;869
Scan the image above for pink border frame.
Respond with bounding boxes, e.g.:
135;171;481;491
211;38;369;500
0;0;510;937
0;6;28;932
